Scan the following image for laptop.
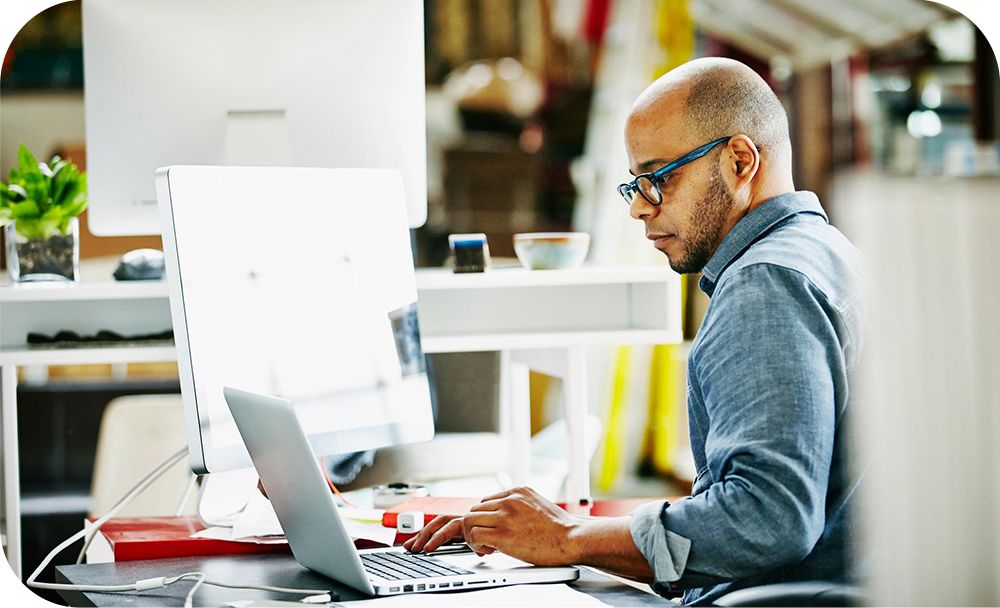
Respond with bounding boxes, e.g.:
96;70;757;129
223;386;579;596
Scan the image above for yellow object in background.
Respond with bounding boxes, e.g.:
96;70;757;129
645;0;694;478
597;345;633;492
645;343;685;475
597;0;695;491
653;0;694;79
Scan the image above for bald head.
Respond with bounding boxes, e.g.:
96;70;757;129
630;57;792;167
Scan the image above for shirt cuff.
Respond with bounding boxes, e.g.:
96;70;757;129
628;500;692;586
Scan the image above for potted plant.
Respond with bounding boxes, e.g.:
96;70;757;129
0;145;88;282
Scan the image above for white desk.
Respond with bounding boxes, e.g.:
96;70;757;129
1;262;681;577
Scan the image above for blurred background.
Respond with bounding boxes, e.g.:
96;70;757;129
2;1;998;604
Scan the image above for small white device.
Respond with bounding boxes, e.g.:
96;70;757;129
397;511;425;534
224;386;579;596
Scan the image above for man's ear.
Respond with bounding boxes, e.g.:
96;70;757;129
728;135;759;182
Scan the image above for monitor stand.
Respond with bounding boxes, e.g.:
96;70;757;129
224;109;292;167
201;111;293;529
196;467;261;527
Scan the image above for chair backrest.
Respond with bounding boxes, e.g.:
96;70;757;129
89;394;193;518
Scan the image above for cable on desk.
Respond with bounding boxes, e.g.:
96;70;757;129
26;446;334;605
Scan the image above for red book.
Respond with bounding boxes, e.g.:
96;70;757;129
85;516;292;562
381;496;669;528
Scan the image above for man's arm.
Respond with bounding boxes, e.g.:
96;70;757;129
654;263;842;587
404;487;654;581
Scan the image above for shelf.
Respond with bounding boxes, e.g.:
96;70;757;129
0;278;168;302
0;344;177;366
416;268;682;351
423;328;682;353
415;265;676;290
1;262;682;362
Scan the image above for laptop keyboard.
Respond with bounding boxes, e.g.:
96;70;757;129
361;552;475;581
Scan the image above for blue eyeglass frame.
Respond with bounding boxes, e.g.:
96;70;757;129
618;135;733;206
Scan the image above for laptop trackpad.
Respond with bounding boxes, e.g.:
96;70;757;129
438;552;560;573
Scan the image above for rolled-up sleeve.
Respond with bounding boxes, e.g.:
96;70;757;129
640;263;845;591
629;500;691;586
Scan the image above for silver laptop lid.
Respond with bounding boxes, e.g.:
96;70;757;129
223;386;375;595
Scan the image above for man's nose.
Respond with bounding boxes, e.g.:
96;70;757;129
628;196;657;221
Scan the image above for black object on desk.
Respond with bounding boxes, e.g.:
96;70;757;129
54;553;670;607
27;329;174;347
113;248;165;281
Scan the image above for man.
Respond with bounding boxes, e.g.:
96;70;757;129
406;57;865;605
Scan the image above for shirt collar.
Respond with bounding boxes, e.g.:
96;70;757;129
699;190;828;296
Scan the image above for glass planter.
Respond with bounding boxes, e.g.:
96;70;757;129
5;217;80;282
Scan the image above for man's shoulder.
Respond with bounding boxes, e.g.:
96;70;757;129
719;215;864;310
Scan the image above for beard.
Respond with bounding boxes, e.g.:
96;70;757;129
667;166;736;274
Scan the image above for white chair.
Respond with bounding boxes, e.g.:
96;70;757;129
88;394;195;518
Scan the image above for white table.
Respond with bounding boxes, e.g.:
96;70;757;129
1;262;681;577
415;266;682;507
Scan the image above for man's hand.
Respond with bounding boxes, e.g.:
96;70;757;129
402;514;466;554
404;487;584;566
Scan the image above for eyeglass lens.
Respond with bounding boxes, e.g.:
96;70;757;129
636;175;662;205
622;175;662;206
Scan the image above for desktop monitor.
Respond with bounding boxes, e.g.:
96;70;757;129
155;165;435;475
82;0;427;235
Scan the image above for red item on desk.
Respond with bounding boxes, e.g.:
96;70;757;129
382;497;482;528
85;516;292;562
381;496;667;529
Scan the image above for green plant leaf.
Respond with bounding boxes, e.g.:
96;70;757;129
16;216;63;240
6;147;86;228
22;173;49;209
48;159;68;186
17;145;39;175
63;196;88;219
41;217;62;239
50;159;84;211
75;173;88;213
11;200;40;219
13;218;45;240
52;166;71;206
57;177;82;209
41;206;66;222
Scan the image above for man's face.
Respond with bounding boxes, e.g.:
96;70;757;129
624;108;737;274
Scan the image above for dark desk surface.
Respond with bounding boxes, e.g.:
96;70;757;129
55;553;670;607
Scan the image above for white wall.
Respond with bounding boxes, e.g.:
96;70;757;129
835;169;1000;605
0;91;85;175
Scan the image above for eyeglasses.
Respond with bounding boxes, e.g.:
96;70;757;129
618;136;733;206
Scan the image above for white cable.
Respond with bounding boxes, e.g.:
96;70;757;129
27;446;331;604
177;572;205;608
74;446;189;565
25;446;187;590
196;579;332;595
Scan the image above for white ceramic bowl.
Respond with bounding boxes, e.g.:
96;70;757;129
513;232;590;270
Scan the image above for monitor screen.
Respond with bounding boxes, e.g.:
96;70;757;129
83;0;427;235
156;165;435;474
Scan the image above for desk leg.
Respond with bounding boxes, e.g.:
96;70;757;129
1;365;20;578
500;351;532;488
563;347;591;505
508;348;592;505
